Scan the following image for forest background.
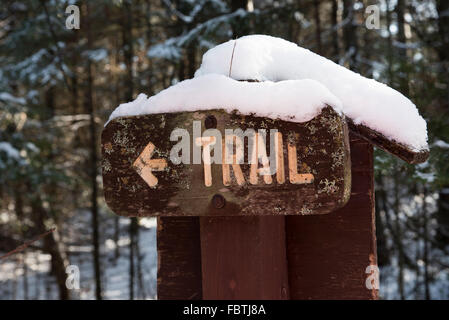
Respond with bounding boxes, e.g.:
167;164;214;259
0;0;448;300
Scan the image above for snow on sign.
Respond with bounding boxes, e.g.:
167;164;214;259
101;106;351;217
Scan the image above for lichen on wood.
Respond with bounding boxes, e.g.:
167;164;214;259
101;106;351;217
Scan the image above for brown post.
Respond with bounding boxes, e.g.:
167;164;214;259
285;134;378;299
157;217;203;300
200;216;290;299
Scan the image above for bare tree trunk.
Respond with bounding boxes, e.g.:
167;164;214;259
360;0;374;77
422;188;431;300
385;0;394;82
393;167;405;299
374;186;390;266
413;237;421;299
435;0;449;99
383;13;405;299
12;259;17;299
330;0;340;61
231;0;249;38
135;0;145;94
178;52;186;82
22;253;29;300
113;35;122;262
434;0;449;253
313;0;322;55
35;254;41;299
395;0;407;55
434;0;449;249
129;218;137;299
342;0;358;70
45;275;52;299
187;44;196;79
114;216;120;260
136;225;146;299
378;176;410;299
395;0;409;95
30;197;70;300
146;0;154;96
70;33;82;212
121;0;138;300
436;0;449;62
123;0;134;103
84;2;102;300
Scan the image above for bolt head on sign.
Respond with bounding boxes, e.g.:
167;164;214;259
101;106;351;217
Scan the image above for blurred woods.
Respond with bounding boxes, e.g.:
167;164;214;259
0;0;448;300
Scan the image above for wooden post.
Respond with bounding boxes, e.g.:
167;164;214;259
285;134;378;299
200;216;289;299
156;216;290;300
157;217;202;300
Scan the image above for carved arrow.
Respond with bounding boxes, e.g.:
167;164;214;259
133;142;167;187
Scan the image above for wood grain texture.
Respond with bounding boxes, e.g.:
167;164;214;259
347;118;429;164
101;107;351;217
285;133;379;299
157;217;202;300
200;216;290;300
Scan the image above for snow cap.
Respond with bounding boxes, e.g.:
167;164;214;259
195;35;428;152
108;74;342;124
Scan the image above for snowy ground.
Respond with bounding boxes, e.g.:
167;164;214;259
1;206;448;299
0;212;157;300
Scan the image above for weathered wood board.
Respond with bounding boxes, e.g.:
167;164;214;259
347;118;429;164
102;106;351;217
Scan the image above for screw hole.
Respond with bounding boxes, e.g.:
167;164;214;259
205;115;217;129
212;194;225;209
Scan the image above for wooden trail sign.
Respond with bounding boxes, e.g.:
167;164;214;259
101;91;427;300
101;106;351;217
